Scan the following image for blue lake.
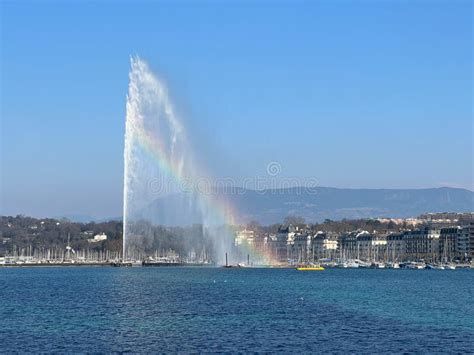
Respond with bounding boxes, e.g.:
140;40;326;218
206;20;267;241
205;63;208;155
1;267;473;352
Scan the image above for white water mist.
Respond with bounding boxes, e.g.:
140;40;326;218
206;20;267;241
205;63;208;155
123;56;233;263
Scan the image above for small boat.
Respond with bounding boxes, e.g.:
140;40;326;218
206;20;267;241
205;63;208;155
444;263;456;270
405;262;425;269
112;260;142;267
426;264;445;270
358;260;372;268
345;260;360;268
370;262;386;269
296;265;325;271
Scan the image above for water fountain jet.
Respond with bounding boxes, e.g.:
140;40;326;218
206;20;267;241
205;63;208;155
123;56;234;264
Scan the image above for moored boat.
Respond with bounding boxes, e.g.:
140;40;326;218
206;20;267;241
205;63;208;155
370;262;386;269
426;264;445;270
404;262;426;269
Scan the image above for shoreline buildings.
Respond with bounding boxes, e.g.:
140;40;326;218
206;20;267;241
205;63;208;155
235;222;474;265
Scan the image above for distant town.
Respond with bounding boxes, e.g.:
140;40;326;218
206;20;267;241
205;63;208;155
1;212;473;269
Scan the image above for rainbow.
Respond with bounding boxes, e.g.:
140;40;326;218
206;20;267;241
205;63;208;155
133;122;281;265
125;56;280;265
129;114;238;227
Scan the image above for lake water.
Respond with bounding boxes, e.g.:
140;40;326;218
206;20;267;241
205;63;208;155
1;267;473;352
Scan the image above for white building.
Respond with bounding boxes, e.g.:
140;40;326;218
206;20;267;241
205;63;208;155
356;232;387;261
234;229;255;246
404;228;440;261
291;234;312;263
88;233;107;243
311;232;338;260
386;232;405;261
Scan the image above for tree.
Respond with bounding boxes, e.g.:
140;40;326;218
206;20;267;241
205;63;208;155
284;216;305;226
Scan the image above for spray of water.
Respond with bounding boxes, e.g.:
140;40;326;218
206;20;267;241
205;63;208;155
123;56;234;263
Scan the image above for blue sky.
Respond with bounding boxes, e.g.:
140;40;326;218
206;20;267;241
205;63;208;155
1;0;472;218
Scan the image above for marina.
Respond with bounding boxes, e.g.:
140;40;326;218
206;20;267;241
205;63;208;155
1;256;472;269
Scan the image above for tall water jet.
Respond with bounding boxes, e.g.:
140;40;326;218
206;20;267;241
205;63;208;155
123;56;235;263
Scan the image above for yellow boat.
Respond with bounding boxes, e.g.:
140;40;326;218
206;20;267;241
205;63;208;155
296;266;325;271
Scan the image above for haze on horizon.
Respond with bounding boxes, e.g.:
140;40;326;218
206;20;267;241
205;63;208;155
1;1;472;219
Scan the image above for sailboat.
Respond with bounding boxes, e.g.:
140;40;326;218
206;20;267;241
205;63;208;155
441;235;456;270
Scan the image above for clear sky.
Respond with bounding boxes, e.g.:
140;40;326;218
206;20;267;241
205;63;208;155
1;0;472;219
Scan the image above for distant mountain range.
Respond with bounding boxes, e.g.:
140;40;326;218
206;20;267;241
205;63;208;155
137;186;473;225
54;187;473;224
